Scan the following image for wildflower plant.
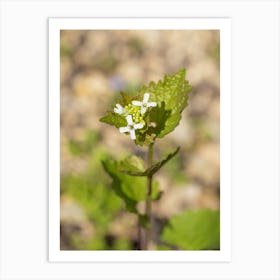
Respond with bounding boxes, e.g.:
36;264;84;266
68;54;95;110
100;69;192;249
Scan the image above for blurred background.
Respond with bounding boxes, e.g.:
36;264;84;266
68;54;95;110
60;30;220;250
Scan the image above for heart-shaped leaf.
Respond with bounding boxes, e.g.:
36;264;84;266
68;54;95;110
161;209;220;250
102;158;160;213
120;147;180;177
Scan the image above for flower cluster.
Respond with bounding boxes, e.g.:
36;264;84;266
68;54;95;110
114;93;157;140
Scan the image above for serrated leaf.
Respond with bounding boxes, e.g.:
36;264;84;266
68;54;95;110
121;147;180;177
140;69;192;138
135;102;171;146
99;111;126;128
161;209;220;250
100;69;191;146
102;159;160;213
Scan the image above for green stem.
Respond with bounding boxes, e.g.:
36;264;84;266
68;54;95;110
144;143;154;250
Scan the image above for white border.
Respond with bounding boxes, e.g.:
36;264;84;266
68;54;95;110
49;18;231;262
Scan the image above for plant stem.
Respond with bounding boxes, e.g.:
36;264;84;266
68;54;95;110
144;143;154;250
137;215;142;250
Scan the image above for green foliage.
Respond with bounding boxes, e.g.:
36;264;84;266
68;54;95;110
74;235;107;250
102;157;160;214
61;172;126;250
139;69;192;138
63;68;220;252
157;245;173;250
113;238;132;250
161;209;220;250
135;102;171;146
71;233;132;251
100;69;192;146
62;175;122;227
119;155;145;173
99;111;127;128
61;130;137;250
120;147;180;177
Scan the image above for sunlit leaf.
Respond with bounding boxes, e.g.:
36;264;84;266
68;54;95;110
119;155;145;173
140;69;192;138
161;209;220;250
102;158;160;213
99;111;127;128
100;69;192;146
120;147;180;177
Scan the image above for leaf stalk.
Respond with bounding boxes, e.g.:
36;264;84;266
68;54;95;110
143;143;154;250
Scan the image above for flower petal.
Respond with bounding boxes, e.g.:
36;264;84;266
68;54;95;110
143;93;150;103
114;108;122;114
132;100;142;106
126;115;134;125
147;102;157;107
134;123;144;130
119;127;129;133
114;103;124;114
141;107;147;115
129;129;136;140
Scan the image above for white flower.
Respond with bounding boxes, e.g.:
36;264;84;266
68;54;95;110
132;93;157;114
119;115;144;140
114;103;125;115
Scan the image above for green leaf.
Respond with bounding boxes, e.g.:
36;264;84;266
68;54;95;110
140;68;192;138
120;147;180;177
102;158;160;213
100;92;141;129
119;155;145;173
161;209;220;250
99;111;126;128
135;102;171;146
99;69;191;146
